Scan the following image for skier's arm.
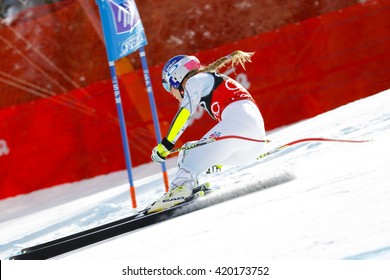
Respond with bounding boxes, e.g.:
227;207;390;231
164;72;213;147
166;107;191;145
151;74;210;163
151;107;190;163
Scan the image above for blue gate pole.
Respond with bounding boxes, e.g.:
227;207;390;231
138;47;169;191
108;61;137;208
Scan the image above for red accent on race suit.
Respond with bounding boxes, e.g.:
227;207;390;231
210;78;255;121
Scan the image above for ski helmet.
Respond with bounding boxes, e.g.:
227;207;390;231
162;55;201;92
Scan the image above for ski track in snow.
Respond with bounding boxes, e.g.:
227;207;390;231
1;89;390;260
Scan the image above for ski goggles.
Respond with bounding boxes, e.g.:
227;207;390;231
162;79;171;92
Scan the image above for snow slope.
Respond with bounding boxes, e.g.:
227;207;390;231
1;90;390;265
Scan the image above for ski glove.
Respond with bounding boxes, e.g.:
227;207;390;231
151;137;174;163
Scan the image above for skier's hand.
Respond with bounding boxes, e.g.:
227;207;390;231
151;138;174;163
151;144;169;163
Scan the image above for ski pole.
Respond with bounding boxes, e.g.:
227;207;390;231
169;136;368;158
256;137;370;160
170;138;217;154
169;135;270;155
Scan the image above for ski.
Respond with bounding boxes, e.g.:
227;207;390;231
19;210;142;254
10;172;294;260
10;183;212;260
9;199;201;260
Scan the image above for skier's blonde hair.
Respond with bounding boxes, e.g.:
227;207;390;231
187;50;254;79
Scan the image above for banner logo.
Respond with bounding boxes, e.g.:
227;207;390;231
97;0;147;61
108;0;140;34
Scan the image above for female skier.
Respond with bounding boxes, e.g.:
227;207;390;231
149;50;266;212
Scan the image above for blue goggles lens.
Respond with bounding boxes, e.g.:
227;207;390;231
162;79;171;92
